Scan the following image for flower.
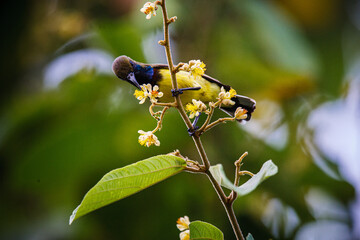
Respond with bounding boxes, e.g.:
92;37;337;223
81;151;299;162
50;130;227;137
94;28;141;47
234;107;248;120
180;60;206;80
217;87;237;106
134;84;163;104
176;216;190;231
149;85;163;103
134;85;148;104
179;230;190;240
185;99;208;119
177;216;190;240
140;2;157;19
138;130;160;147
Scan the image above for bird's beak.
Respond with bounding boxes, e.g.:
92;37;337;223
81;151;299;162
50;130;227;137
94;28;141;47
127;72;141;89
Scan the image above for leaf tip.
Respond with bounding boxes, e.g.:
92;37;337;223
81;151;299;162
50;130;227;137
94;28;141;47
263;159;278;177
246;233;255;240
69;205;80;225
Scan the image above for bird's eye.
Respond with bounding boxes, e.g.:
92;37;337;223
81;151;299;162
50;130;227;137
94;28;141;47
127;72;135;80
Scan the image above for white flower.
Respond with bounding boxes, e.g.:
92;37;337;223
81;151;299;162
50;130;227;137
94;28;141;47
180;60;206;80
234;107;248;120
217;87;236;106
134;84;163;104
149;85;163;103
177;216;190;240
179;230;190;240
185;99;208;119
140;2;157;19
138;130;160;147
176;216;190;231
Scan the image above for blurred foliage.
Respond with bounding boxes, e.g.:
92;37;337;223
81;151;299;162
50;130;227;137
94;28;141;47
0;0;358;239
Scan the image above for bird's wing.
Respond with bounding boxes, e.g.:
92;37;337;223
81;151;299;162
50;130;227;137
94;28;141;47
152;64;230;89
201;74;231;90
152;64;169;69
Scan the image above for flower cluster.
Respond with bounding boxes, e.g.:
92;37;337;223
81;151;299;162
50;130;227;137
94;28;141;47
217;87;237;106
177;216;190;240
185;99;208;119
180;60;206;80
138;130;160;147
140;2;158;19
134;84;163;104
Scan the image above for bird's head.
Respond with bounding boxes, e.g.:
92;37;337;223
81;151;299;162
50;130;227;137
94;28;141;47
112;55;142;89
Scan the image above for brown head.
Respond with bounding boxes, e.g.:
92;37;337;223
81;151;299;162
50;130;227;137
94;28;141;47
112;55;133;80
112;55;142;89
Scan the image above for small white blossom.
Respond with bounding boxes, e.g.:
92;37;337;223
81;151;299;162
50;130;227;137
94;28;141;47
234;107;248;120
140;2;157;19
217;87;237;106
138;130;160;147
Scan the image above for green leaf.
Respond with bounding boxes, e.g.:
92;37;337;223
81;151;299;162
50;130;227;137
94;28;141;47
246;233;255;240
189;221;224;240
69;155;186;224
209;160;278;197
241;0;318;76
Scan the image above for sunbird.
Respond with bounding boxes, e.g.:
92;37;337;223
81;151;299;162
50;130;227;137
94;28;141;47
112;55;256;121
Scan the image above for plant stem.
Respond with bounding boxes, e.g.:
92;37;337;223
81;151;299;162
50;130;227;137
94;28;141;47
204;117;235;132
194;136;245;240
159;0;193;131
159;1;244;239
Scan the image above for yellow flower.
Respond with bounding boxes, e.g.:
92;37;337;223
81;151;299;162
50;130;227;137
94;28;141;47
138;130;160;147
228;88;237;98
180;60;206;80
134;84;163;104
189;60;206;79
185;99;208;119
140;2;157;19
176;216;190;231
234;107;248;120
217;87;237;106
179;230;190;240
134;87;148;104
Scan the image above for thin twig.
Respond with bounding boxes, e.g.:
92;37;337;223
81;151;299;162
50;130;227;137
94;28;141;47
152;106;169;133
229;152;248;204
239;170;254;177
153;102;177;107
204;117;235;132
197;104;215;134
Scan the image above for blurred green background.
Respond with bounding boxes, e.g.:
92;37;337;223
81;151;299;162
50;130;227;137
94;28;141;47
1;0;359;239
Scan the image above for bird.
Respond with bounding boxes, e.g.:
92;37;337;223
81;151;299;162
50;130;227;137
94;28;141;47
112;55;256;121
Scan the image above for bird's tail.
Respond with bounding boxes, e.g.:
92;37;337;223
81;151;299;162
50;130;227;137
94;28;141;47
220;95;256;122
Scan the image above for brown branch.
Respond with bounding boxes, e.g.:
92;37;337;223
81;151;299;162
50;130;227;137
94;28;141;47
158;1;244;239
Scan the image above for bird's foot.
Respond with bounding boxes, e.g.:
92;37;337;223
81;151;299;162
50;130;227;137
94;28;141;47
188;126;199;136
171;87;201;97
187;113;201;136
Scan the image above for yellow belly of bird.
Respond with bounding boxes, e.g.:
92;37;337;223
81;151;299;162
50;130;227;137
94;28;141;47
157;69;221;104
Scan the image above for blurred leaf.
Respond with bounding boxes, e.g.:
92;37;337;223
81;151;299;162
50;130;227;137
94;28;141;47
189;220;224;240
209;160;278;197
93;20;145;61
241;0;318;76
70;155;186;224
246;233;255;240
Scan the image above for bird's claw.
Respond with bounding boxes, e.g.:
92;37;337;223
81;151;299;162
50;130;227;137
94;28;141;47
171;87;201;97
187;126;199;136
171;89;183;97
187;113;201;136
